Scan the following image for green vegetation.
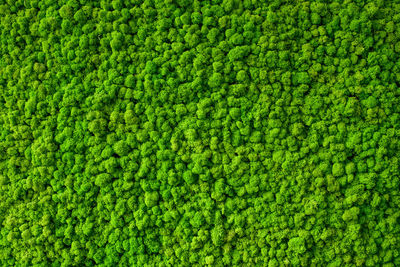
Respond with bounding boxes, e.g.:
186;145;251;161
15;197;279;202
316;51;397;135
1;0;400;266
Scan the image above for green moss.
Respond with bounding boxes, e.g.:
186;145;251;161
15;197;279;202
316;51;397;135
1;1;400;266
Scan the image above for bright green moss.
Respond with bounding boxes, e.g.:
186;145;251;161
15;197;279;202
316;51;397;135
1;1;400;266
